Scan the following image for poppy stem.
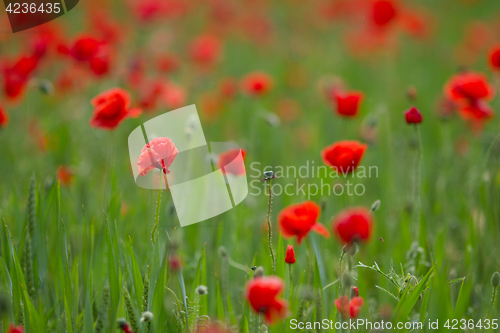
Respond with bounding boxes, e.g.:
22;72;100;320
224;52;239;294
288;263;293;301
151;175;163;245
266;179;276;275
413;125;422;240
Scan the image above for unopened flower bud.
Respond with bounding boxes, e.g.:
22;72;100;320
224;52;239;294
140;311;154;322
263;170;273;178
218;246;228;258
195;285;208;295
351;286;359;297
116;318;129;329
492;272;500;288
38;79;54;95
254;266;265;278
371;200;381;212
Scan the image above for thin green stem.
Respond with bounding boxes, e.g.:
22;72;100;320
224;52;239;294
266;179;276;275
288;263;293;300
413;125;422;240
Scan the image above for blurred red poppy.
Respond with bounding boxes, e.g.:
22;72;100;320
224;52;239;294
2;55;38;100
321;141;367;174
332;207;373;244
242;72;273;96
218;148;246;175
137;137;179;177
7;324;24;333
333;91;363;117
0;105;9;128
70;35;101;62
444;72;494;102
189;34;222;66
371;0;397;27
489;46;500;70
90;88;141;130
245;276;288;324
404;106;422;124
285;245;296;264
57;166;74;185
335;296;364;318
278;201;330;244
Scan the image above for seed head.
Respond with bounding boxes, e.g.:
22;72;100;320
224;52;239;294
140;311;154;323
254;266;265;278
195;285;208;295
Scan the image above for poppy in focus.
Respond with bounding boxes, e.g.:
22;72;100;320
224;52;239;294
404;106;422;124
333;91;364;118
245;276;288;324
90;88;141;130
321;141;367;174
285;245;296;264
137;137;179;177
278;201;330;244
332;207;373;244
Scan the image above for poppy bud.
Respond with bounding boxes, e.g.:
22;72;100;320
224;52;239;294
407;86;417;101
491;272;500;288
38;79;54;95
404;106;423;124
263;170;274;178
168;254;182;272
370;200;381;212
218;246;228;258
351;286;359;297
140;311;154;322
253;266;265;278
285;245;296;264
117;318;131;332
251;266;257;271
195;285;208;295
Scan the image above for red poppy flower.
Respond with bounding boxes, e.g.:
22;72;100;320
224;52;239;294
333;91;363;117
218;148;246;175
444;72;494;102
162;83;186;109
137;137;179;176
189;34;222;66
70;35;101;62
321;141;367;174
332;207;373;244
89;46;112;76
7;324;24;333
2;55;38;100
404;106;422;124
90;88;141;130
245;276;288;324
242;72;273;96
0;105;9;128
371;0;397;27
285;245;296;264
335;296;364;318
278;201;330;244
220;77;238;99
489;46;500;70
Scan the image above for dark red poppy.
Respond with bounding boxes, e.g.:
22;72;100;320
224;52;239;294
70;36;101;62
335;296;364;318
218;148;246;176
333;91;363;117
321;141;367;174
242;72;273;96
278;201;330;244
371;0;397;27
489;46;500;70
137;137;179;176
89;47;112;76
90;88;141;130
285;245;296;264
332;207;373;244
444;72;494;102
404;106;422;124
189;34;222;66
245;276;288;324
2;55;38;100
0;105;9;128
